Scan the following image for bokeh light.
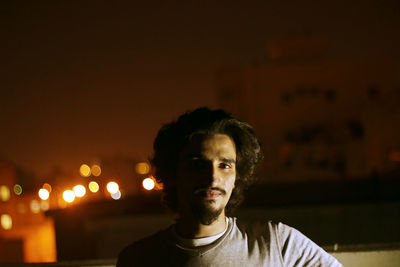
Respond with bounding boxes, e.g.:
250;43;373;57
91;164;102;176
30;200;41;214
79;164;91;177
63;190;75;203
14;184;23;195
38;188;50;200
111;190;121;200
73;185;86;197
0;185;11;202
136;162;150;175
88;181;99;193
106;181;119;194
142;177;155;190
1;214;12;230
43;183;52;193
40;201;50;211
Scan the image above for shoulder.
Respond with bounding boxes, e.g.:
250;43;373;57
234;219;306;241
235;219;341;267
272;222;342;267
116;228;172;267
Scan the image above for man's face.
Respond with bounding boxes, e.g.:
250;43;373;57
176;134;236;225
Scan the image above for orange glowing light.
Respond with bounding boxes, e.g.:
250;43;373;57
88;181;99;193
79;164;91;177
38;188;50;200
91;164;102;176
30;200;41;214
43;183;52;193
136;162;150;174
106;181;119;194
73;185;86;197
142;177;155;190
1;214;12;230
40;201;50;211
0;185;11;202
63;190;75;203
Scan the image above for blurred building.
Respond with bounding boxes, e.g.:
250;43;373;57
0;154;155;263
217;36;400;184
0;159;56;263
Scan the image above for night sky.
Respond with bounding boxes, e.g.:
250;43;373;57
1;1;399;177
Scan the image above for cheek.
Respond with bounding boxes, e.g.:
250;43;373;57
225;173;236;192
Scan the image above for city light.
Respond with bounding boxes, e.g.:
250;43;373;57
106;181;119;194
40;201;50;211
30;200;41;214
111;190;121;200
0;185;10;202
142;177;155;190
63;190;75;203
43;183;52;193
14;184;23;195
1;214;12;230
136;162;150;174
79;164;91;177
91;164;102;176
38;188;50;200
88;181;99;193
73;185;86;197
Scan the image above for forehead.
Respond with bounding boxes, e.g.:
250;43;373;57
180;134;236;159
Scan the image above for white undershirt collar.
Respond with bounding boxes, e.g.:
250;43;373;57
174;217;229;247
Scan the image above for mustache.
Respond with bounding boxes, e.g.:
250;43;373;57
194;186;226;196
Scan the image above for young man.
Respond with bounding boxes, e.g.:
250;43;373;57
117;108;342;267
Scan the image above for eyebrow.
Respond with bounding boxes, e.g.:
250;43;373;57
186;154;236;164
220;157;236;164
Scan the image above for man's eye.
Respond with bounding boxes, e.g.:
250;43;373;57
189;159;205;169
219;163;232;169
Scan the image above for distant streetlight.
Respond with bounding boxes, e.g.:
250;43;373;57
79;164;91;177
88;181;99;193
38;188;50;200
73;185;86;197
142;178;155;191
63;190;75;203
43;183;52;193
30;200;41;214
0;185;10;202
106;182;119;194
136;162;150;175
111;190;121;200
14;184;23;196
40;201;49;211
0;214;12;230
91;164;102;176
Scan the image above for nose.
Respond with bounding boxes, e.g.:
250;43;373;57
199;162;220;187
211;164;222;187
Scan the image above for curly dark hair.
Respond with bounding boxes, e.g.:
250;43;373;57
151;107;263;215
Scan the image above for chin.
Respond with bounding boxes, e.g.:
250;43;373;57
190;202;224;225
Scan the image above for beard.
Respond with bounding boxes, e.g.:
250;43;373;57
190;200;224;225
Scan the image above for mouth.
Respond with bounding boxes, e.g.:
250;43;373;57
194;187;226;199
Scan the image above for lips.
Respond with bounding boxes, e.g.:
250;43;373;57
194;187;226;199
204;190;222;198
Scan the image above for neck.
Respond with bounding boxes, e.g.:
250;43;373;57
175;211;227;238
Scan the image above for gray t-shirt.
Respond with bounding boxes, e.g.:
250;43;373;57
117;217;342;267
